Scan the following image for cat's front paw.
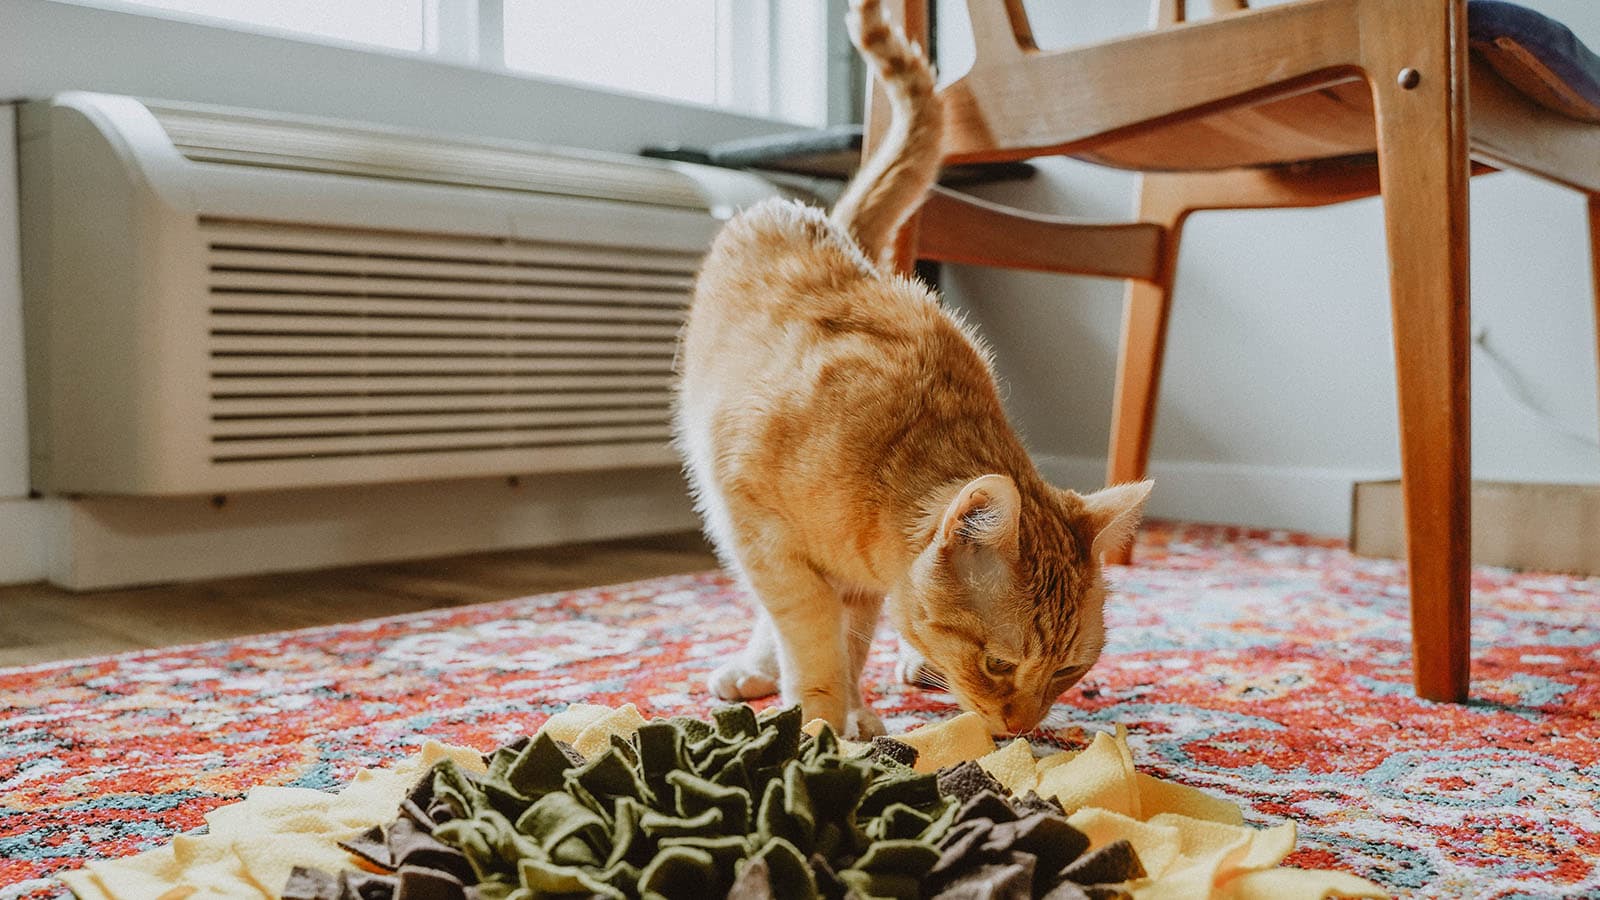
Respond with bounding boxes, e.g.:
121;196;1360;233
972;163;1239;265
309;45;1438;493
707;660;779;701
895;641;946;690
843;707;885;741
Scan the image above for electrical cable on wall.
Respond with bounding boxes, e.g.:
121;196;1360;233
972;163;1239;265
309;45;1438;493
1471;324;1600;451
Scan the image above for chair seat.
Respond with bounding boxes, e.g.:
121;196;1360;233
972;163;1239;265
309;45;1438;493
1471;0;1600;124
1070;0;1600;173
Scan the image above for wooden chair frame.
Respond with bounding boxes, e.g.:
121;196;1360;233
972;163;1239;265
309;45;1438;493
865;0;1600;703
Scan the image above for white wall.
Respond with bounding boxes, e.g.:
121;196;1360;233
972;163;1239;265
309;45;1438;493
6;0;1600;585
934;0;1600;534
0;0;798;587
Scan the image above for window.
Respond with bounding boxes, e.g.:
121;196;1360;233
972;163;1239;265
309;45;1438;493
502;2;721;108
501;0;834;125
108;0;426;51
65;0;844;125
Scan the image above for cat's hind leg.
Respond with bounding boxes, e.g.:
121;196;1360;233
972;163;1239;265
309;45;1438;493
682;428;780;701
707;606;780;701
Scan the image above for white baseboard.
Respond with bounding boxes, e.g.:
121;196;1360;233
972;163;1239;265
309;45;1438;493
0;495;58;584
3;456;1362;590
2;468;698;591
1034;454;1381;538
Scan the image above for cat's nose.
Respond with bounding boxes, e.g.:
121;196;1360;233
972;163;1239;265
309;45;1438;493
1001;710;1034;734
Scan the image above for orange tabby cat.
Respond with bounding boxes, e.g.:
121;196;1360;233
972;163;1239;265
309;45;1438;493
675;0;1152;738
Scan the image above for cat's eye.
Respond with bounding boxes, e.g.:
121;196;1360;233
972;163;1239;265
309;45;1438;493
983;655;1016;676
1053;665;1086;681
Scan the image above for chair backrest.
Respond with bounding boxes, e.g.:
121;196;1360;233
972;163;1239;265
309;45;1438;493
1153;0;1251;26
957;0;1254;63
921;0;1374;168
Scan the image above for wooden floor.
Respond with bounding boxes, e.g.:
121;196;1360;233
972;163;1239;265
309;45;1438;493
0;532;720;669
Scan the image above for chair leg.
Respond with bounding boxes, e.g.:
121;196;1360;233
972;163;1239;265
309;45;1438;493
1105;177;1188;566
1364;0;1472;703
1589;196;1600;442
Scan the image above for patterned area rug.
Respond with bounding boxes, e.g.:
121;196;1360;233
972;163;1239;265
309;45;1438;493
2;522;1598;899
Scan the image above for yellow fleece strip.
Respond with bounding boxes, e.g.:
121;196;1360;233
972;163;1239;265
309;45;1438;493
58;742;487;900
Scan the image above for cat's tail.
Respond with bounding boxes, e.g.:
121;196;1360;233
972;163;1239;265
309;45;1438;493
830;0;944;268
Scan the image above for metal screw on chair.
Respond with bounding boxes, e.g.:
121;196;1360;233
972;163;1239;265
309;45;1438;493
1398;68;1422;90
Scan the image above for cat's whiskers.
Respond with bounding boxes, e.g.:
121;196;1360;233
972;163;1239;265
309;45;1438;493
845;625;877;642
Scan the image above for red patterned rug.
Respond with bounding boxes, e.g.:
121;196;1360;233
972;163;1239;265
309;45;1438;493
2;522;1598;899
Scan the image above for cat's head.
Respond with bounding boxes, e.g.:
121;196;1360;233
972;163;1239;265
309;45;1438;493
891;475;1152;735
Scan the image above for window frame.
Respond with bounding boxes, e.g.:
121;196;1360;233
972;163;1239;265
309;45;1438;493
44;0;856;126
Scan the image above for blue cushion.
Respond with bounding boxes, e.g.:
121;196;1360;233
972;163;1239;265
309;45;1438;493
1469;1;1600;123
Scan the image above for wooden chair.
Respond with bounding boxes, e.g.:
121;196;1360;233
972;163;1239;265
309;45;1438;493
865;0;1600;703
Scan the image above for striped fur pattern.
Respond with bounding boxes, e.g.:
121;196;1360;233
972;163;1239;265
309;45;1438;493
828;0;944;266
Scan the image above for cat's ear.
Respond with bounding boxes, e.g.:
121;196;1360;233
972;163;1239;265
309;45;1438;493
938;474;1020;548
1077;480;1153;561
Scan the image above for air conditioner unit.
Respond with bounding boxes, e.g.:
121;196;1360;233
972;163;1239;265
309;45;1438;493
18;92;779;496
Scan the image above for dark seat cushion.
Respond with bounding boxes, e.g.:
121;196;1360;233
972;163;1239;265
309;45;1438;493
1470;1;1600;123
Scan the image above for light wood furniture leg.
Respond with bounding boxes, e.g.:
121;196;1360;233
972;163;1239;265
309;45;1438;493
1363;0;1473;703
1105;176;1191;565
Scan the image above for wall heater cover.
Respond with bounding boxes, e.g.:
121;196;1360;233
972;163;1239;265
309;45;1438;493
19;92;779;496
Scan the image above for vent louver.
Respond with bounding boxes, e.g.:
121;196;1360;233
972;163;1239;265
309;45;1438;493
202;219;695;467
150;104;710;210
